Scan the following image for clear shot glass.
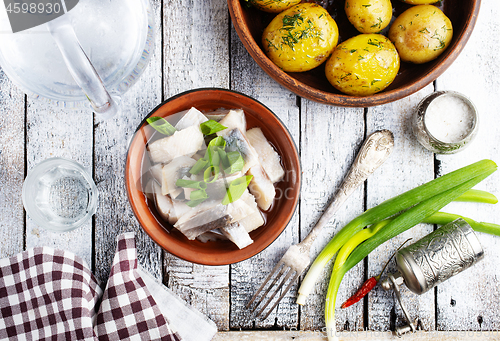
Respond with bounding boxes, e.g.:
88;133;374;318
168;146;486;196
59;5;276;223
22;157;98;232
412;91;478;154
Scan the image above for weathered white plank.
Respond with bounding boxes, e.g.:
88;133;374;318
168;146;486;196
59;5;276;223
93;0;163;283
299;102;365;331
25;100;93;267
433;0;500;331
229;25;301;329
164;256;230;331
163;0;229;96
0;69;24;258
162;0;231;330
366;86;435;331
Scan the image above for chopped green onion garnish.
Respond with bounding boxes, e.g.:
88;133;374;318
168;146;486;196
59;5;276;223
186;189;208;208
189;158;209;175
200;120;227;135
190;189;208;201
175;179;207;190
186;199;207;207
218;149;229;168
146;117;176;136
208;136;226;149
222;175;253;205
207;146;220;167
224;151;244;174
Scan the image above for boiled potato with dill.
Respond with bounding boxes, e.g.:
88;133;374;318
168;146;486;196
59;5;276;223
345;0;392;34
325;34;400;96
248;0;301;13
389;5;453;64
262;3;339;72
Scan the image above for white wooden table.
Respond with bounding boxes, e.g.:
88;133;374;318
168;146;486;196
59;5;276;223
1;0;499;339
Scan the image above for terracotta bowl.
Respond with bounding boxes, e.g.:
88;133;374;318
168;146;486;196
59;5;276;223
125;88;301;265
228;0;481;107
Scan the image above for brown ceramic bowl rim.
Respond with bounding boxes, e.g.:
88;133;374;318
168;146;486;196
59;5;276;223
228;0;481;107
125;88;301;265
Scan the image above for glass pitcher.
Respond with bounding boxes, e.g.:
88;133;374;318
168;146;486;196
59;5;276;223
0;0;154;118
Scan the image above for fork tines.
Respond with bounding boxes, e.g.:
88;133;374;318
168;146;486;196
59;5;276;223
245;260;300;320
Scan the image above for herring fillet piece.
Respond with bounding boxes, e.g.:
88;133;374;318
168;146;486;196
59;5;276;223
197;230;229;243
220;222;254;249
227;198;254;222
152;181;191;224
174;199;224;228
169;198;194;225
248;165;276;211
161;156;197;197
221;198;256;249
152;181;174;221
223;128;260;174
148;125;205;164
205;108;230;122
246;127;285;183
179;215;232;240
216;109;246;137
175;107;208;130
149;163;163;183
174;198;255;243
205;172;242;201
144;179;155;201
174;205;231;240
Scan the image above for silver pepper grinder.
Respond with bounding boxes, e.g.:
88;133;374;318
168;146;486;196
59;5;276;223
381;218;484;336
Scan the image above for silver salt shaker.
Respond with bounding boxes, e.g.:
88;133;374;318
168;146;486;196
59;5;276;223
381;219;484;336
412;91;479;154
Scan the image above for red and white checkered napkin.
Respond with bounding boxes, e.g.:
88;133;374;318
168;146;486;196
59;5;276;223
0;233;216;341
95;234;180;341
0;246;101;340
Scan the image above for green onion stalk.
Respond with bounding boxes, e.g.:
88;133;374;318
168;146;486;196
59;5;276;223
333;195;500;272
333;210;500;281
297;159;497;307
322;167;497;340
454;189;498;204
424;211;500;236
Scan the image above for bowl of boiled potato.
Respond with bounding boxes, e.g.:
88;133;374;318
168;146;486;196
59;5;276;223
228;0;480;107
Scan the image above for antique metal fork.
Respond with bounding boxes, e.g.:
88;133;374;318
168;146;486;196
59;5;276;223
246;130;394;319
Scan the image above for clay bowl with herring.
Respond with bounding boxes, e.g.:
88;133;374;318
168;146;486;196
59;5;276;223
228;0;481;107
125;88;301;265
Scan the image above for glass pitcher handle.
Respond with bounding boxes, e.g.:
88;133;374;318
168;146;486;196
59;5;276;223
47;15;119;119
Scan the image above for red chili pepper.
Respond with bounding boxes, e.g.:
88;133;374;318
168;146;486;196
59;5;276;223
341;238;412;309
341;276;378;308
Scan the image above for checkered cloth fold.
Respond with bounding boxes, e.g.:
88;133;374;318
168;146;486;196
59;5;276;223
96;233;180;341
0;233;208;341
